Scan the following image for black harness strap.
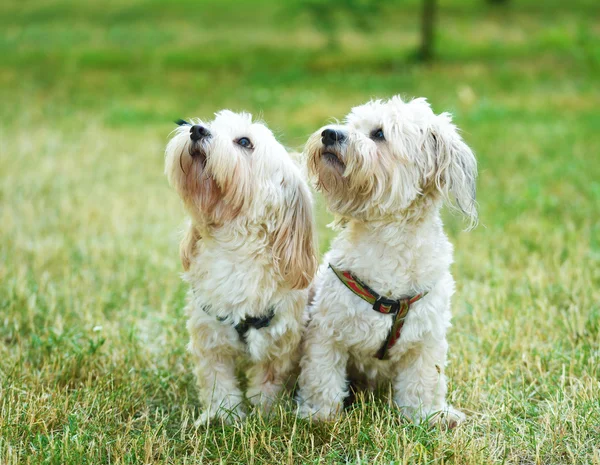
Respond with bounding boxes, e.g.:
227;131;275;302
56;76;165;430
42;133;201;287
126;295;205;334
227;309;276;342
204;306;276;343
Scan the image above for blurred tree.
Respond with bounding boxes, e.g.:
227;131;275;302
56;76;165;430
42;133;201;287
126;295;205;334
419;0;437;61
298;0;440;61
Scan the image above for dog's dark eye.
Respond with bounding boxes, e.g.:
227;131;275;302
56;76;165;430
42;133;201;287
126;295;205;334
371;128;385;141
236;137;253;149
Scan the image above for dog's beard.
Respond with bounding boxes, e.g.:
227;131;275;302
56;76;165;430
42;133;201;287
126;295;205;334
183;140;208;173
315;162;347;196
321;148;346;173
309;146;345;191
168;138;248;225
306;131;346;192
311;156;374;218
177;142;219;219
307;137;381;217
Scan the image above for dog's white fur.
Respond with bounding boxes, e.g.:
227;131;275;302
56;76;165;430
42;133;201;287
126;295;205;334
296;96;477;428
165;111;317;423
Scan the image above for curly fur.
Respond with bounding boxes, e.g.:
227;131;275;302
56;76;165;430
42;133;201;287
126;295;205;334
296;96;477;428
165;110;318;423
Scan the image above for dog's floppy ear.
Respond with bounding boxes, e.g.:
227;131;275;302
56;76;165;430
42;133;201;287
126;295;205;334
430;113;478;228
272;179;318;290
180;222;201;271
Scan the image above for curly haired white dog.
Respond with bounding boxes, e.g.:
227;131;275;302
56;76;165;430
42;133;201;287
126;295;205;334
296;96;477;428
165;111;317;424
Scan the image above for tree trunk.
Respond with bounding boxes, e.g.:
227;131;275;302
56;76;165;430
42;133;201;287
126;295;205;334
420;0;437;61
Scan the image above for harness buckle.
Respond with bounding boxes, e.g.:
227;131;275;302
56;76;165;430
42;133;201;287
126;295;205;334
372;296;400;314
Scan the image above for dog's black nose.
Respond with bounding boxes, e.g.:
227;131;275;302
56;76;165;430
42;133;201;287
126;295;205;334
190;125;210;142
322;129;345;146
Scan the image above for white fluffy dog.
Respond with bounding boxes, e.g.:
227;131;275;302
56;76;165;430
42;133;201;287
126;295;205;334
165;111;317;423
296;96;477;428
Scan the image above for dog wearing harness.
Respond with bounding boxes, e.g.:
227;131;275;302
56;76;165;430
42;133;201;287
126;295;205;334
297;96;477;428
165;111;317;424
329;264;427;360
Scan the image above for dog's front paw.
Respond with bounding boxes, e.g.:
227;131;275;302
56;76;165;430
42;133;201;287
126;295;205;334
194;410;215;427
247;381;284;416
296;401;340;422
195;406;246;427
399;405;466;430
427;406;466;430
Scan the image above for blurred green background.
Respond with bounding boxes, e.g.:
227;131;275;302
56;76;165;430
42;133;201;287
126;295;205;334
2;0;598;243
1;0;599;463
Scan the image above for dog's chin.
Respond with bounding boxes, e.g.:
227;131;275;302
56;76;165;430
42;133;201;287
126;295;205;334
188;143;208;167
311;149;349;198
320;150;345;174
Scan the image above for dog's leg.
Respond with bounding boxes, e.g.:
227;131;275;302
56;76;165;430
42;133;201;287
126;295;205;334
296;323;349;421
246;298;305;415
393;339;465;429
246;355;295;416
187;318;245;425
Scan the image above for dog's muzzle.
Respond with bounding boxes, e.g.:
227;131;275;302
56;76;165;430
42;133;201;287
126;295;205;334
185;125;210;161
321;149;344;167
321;129;346;146
320;129;346;168
190;124;211;142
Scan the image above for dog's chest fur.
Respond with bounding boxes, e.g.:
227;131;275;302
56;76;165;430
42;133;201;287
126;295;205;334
313;214;455;365
184;229;280;322
330;216;452;296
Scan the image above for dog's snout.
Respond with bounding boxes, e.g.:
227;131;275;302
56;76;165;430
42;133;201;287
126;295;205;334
321;129;345;146
190;125;210;142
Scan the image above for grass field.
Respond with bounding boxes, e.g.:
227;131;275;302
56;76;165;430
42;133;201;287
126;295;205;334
1;0;599;463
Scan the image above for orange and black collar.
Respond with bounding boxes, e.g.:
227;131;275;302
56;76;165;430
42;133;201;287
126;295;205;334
329;264;428;360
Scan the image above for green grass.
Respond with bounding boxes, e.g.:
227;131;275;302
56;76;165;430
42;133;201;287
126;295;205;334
1;0;599;463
